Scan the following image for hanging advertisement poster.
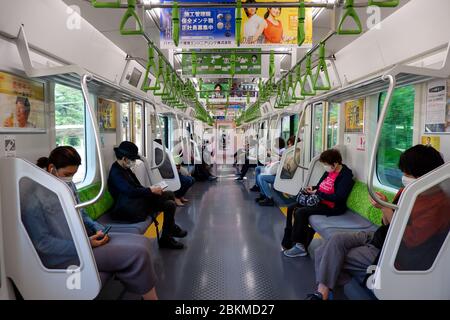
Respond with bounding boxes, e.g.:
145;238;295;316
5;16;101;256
421;135;441;151
0;71;45;132
344;99;365;133
200;82;258;99
240;0;313;47
97;97;117;132
160;0;236;49
425;79;450;133
182;49;262;78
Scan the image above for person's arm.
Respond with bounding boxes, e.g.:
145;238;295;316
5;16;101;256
81;209;104;234
312;172;328;190
316;171;354;203
109;167;152;198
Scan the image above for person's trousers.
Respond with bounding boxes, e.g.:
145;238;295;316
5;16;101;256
257;174;276;198
291;203;341;247
94;232;157;295
254;166;264;187
175;175;195;198
149;191;177;238
314;231;379;290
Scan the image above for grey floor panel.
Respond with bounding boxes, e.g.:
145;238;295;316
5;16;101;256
151;165;317;300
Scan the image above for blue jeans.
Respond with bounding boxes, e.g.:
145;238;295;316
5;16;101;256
175;175;195;198
255;166;264;187
257;174;276;199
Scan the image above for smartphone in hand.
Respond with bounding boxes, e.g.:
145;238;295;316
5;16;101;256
98;226;111;240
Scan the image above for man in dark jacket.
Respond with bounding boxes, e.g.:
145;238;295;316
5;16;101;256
108;141;187;249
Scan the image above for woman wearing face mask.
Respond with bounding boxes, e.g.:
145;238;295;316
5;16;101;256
282;149;354;255
305;145;445;300
29;146;158;300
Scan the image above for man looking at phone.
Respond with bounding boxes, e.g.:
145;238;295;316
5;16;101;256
108;141;187;249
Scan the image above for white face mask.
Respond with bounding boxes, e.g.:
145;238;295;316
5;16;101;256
323;164;334;173
402;175;416;187
60;176;74;183
125;159;136;170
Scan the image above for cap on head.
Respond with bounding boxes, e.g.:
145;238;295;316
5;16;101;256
114;141;140;160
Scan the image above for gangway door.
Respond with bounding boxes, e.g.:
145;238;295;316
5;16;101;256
0;158;101;299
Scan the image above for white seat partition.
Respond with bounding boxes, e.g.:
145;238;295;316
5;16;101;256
371;162;450;299
0;158;101;299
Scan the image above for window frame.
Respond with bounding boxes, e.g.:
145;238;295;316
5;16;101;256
311;102;325;160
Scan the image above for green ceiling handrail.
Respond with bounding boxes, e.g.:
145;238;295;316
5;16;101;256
91;0;121;8
297;0;306;47
368;0;399;7
337;0;362;35
236;0;242;47
301;54;316;96
119;0;144;36
172;2;180;46
313;42;331;91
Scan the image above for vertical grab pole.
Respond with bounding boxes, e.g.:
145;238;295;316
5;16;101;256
76;75;106;209
293;103;310;170
367;75;399;210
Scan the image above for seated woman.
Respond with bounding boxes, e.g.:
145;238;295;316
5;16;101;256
283;149;354;256
306;145;444;300
257;136;295;206
174;158;195;207
27;146;158;300
108;141;187;250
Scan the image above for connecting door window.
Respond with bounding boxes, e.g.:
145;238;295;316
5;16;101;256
327;103;339;149
312;103;325;158
132;102;145;156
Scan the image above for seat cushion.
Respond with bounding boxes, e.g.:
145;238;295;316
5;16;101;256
99;272;112;287
97;213;153;235
309;210;379;240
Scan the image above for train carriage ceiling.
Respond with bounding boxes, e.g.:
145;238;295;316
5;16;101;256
63;0;409;120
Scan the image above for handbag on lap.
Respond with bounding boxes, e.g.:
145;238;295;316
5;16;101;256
296;188;321;207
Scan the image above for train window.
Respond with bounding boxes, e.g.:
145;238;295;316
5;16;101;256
292;114;299;136
312;102;325;158
54;84;86;184
394;179;450;271
327;102;339;149
120;103;131;141
281;115;291;142
19;177;81;270
377;85;415;189
132;102;145;156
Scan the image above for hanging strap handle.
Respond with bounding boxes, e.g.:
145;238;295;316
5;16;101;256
337;0;362;35
172;2;180;46
236;0;242;47
142;46;159;91
297;0;306;46
368;0;399;7
301;54;316;96
313;42;331;90
120;0;144;35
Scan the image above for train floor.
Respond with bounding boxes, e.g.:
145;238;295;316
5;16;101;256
99;165;341;300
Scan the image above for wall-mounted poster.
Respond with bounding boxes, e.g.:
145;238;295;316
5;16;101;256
182;49;262;78
0;71;45;132
97;97;117;132
425;79;450;133
160;0;236;49
421;135;441;151
240;0;313;48
344;99;365;133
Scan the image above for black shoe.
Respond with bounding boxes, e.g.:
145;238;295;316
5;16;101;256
172;224;188;238
255;194;267;202
305;292;324;300
235;176;244;181
281;228;294;250
258;198;275;206
159;237;184;249
250;185;260;192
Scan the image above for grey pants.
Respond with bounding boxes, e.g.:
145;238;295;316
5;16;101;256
93;232;157;295
314;231;380;290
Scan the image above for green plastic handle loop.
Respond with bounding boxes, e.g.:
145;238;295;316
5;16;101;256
192;51;197;77
236;0;242;47
368;0;399;7
292;64;305;101
297;0;306;47
120;0;144;35
141;46;160;91
230;52;236;77
172;2;180;46
91;0;121;8
269;50;275;80
301;54;316;96
337;0;362;35
313;42;331;91
154;63;170;97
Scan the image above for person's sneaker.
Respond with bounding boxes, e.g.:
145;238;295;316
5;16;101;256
172;224;188;238
235;176;244;181
258;198;275;206
159;237;184;249
305;292;324;300
255;194;266;202
283;243;308;257
249;185;260;192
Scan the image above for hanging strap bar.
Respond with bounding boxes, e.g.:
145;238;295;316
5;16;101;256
313;42;331;90
367;75;399;210
236;0;242;47
141;46;159;91
337;0;362;35
172;1;180;46
297;0;306;47
368;0;399;7
91;0;121;8
301;54;316;96
120;0;144;36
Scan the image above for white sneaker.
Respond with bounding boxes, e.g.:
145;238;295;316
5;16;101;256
283;243;308;257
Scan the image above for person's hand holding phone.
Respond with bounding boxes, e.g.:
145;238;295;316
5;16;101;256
150;185;163;195
306;186;316;194
90;230;109;248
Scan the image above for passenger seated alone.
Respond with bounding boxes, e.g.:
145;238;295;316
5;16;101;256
24;146;158;300
107;141;187;250
305;145;445;300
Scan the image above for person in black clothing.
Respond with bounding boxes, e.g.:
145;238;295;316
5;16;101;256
283;149;354;255
108;141;187;250
305;145;444;300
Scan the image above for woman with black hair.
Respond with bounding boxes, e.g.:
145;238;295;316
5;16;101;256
306;145;446;300
25;146;158;299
